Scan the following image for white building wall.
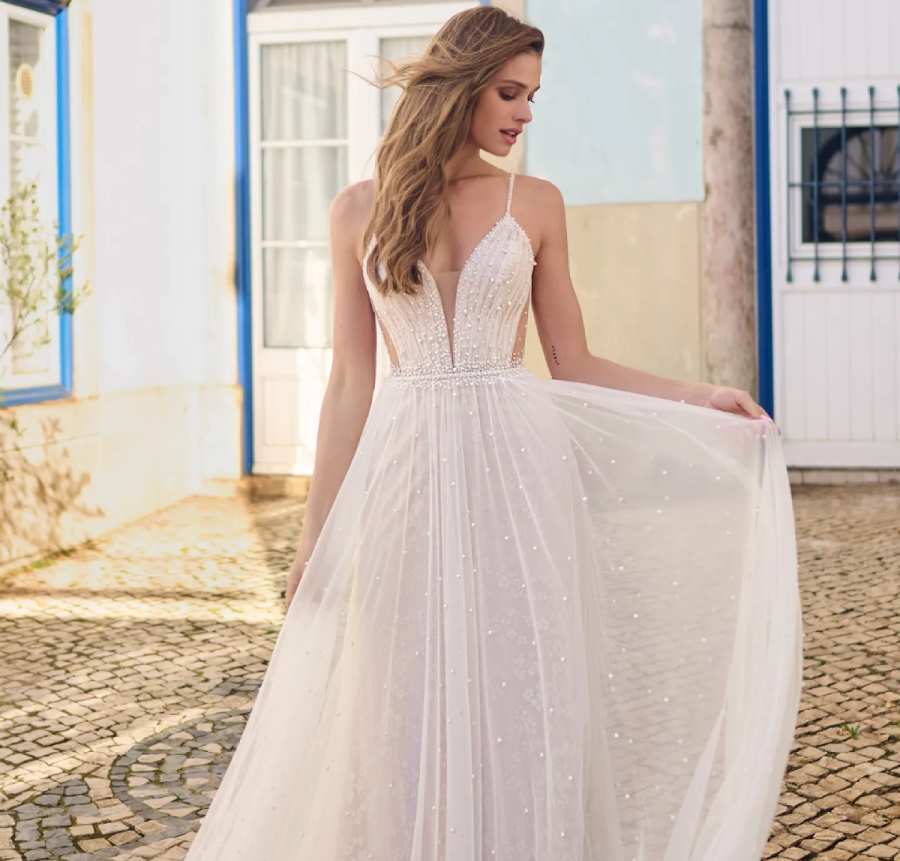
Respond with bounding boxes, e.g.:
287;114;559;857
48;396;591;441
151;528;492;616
93;0;235;396
2;0;242;565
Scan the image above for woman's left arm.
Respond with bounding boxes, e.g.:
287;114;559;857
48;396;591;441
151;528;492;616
528;180;769;420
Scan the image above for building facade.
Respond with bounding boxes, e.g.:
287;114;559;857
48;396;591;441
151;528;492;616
1;0;897;565
763;0;900;469
1;0;241;564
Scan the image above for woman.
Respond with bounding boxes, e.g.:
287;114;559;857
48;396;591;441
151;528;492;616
186;7;801;860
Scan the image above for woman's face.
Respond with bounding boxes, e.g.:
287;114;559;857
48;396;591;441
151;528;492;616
469;51;541;156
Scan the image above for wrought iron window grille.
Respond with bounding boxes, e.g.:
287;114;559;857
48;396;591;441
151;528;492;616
785;85;900;283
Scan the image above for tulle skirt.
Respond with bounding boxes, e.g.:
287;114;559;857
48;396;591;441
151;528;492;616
185;367;802;861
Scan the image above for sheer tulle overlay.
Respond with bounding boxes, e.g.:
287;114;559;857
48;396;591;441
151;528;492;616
185;174;802;861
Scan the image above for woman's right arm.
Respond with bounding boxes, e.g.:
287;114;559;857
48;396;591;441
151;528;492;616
285;183;377;607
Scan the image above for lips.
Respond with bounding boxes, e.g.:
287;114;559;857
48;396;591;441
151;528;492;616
501;129;520;144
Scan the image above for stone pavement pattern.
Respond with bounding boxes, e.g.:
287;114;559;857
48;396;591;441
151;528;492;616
0;483;897;860
764;483;900;861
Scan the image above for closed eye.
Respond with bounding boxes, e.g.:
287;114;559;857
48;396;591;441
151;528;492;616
500;92;536;104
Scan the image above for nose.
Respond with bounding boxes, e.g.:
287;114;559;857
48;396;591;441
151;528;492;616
515;100;532;124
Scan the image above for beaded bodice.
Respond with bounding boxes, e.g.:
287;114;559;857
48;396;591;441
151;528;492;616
362;173;535;384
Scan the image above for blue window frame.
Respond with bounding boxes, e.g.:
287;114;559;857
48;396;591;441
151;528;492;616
0;0;72;408
234;0;252;473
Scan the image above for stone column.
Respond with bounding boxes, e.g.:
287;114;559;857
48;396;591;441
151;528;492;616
701;0;758;395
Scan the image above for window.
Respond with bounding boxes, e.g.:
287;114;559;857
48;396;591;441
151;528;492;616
249;10;441;354
801;126;899;245
0;0;71;406
255;32;431;350
786;86;900;282
259;39;347;349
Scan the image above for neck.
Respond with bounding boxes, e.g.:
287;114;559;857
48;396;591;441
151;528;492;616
443;144;488;183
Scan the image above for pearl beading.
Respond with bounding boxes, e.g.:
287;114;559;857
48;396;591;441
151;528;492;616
363;172;535;376
386;358;531;389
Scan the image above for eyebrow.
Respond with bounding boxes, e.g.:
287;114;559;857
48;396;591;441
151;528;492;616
499;79;540;91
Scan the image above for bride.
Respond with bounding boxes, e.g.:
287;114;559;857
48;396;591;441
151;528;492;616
185;6;802;860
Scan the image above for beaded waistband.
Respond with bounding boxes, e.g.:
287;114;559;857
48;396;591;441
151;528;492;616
386;359;531;389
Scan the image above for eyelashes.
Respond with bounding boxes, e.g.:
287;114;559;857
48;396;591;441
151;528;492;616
500;92;536;104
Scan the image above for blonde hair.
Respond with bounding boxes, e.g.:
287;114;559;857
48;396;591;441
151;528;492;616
364;6;543;296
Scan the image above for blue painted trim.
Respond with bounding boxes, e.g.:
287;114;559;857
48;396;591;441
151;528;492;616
4;0;67;15
234;0;253;474
752;0;774;417
56;6;72;393
2;382;69;407
2;3;74;408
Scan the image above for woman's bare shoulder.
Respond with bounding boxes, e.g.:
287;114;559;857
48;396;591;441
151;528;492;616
331;179;376;261
512;173;565;211
511;174;565;255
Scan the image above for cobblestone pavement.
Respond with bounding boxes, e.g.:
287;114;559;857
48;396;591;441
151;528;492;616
765;483;900;861
0;482;898;860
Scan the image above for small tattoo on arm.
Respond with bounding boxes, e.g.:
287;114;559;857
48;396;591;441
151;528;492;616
551;344;560;366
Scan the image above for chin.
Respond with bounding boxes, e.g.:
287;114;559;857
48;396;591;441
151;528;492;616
478;142;510;157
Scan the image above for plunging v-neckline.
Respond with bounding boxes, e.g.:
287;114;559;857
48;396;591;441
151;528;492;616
362;171;533;368
417;211;512;288
417;213;529;367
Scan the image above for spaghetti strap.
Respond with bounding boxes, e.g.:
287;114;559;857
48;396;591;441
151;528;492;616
506;171;516;215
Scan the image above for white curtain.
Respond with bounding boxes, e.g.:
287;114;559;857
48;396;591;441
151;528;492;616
260;41;347;349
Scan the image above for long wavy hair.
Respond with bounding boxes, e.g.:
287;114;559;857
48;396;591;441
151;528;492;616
364;6;543;296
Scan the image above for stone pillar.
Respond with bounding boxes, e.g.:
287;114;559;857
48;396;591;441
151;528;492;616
701;0;758;395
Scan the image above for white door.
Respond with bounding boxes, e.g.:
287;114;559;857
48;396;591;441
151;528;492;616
768;0;900;468
248;2;472;475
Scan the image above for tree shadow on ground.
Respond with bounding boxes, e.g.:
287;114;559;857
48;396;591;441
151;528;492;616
0;412;104;567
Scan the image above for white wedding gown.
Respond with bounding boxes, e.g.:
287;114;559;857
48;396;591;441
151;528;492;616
185;173;802;861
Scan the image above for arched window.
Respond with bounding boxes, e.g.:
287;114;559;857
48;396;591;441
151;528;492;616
802;125;899;244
